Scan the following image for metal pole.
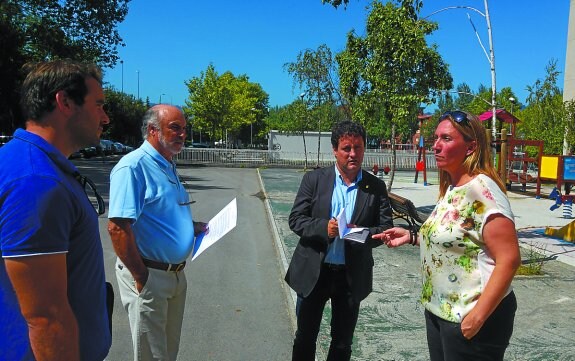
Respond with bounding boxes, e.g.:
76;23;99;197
485;0;498;165
425;3;497;163
250;107;257;148
121;60;124;93
136;71;140;100
509;97;516;135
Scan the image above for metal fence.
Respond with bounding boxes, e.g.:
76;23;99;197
175;147;437;170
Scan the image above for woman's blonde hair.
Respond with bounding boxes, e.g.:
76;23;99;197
437;111;506;197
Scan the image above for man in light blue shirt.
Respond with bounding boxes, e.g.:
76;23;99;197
108;105;206;361
324;169;362;265
286;121;394;361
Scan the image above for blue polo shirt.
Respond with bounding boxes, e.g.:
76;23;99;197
0;129;111;361
108;141;195;264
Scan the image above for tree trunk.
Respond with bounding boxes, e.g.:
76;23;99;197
302;131;308;171
317;118;321;168
388;123;397;191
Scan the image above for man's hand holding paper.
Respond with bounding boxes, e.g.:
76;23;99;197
336;208;369;243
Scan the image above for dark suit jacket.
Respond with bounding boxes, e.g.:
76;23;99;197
285;166;393;303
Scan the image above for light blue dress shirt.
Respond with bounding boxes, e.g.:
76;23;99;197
324;166;362;265
108;141;195;263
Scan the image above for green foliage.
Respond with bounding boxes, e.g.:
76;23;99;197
516;60;567;155
184;64;269;147
103;88;147;145
336;0;452;146
516;246;547;276
321;0;350;8
0;0;129;134
284;44;339;108
284;43;344;156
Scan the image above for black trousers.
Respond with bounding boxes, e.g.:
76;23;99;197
425;291;517;361
292;265;360;361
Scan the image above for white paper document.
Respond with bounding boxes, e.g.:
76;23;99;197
336;207;369;243
191;198;237;261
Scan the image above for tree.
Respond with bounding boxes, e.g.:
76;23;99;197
518;60;566;155
453;83;475;110
103;88;147;145
336;0;452;188
322;0;351;8
0;0;129;134
184;64;269;148
285;44;341;167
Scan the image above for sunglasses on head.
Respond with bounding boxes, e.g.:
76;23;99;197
440;110;469;124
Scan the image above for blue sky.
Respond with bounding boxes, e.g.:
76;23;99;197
103;1;570;112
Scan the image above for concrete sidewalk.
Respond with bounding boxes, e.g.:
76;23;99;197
260;168;575;361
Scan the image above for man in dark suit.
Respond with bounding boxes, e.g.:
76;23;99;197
285;121;393;361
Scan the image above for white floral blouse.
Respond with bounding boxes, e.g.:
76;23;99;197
418;174;514;322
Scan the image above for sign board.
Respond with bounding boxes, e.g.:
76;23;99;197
564;156;575;181
540;155;559;180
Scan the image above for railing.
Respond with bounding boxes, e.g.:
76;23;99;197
175;147;437;170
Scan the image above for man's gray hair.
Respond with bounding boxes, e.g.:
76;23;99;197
141;107;161;139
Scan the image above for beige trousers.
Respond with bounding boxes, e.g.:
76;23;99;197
116;259;187;361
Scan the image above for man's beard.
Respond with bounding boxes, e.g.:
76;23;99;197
158;131;182;155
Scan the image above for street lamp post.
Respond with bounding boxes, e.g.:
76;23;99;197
426;0;497;163
120;60;124;93
250;107;257;147
136;70;140;100
509;97;516;114
509;96;516;135
299;92;308;170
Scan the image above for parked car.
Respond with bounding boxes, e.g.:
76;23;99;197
0;135;12;147
80;146;98;158
69;151;83;159
99;139;114;155
112;142;125;154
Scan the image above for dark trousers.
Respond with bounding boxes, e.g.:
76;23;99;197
292;265;360;361
425;291;517;361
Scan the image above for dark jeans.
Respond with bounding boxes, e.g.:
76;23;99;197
425;291;517;361
292;266;360;361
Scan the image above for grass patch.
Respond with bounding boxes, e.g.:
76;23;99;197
516;245;548;276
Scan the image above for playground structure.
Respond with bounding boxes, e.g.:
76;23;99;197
411;109;546;194
502;137;543;194
541;155;575;242
409;109;572;243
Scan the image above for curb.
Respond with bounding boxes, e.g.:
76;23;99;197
256;168;298;334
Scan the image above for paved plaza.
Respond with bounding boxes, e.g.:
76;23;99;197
260;168;575;361
75;159;574;361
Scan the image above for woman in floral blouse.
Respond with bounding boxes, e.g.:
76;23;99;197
373;111;520;361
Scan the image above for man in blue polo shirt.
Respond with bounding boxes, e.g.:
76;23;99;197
108;104;207;361
0;60;112;360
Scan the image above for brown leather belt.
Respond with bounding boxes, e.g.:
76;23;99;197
142;258;186;272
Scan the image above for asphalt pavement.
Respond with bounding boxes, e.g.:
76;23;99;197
75;159;294;361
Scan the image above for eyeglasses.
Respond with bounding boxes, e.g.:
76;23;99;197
440;110;469;124
157;164;196;206
74;172;106;215
179;180;196;206
440;110;478;141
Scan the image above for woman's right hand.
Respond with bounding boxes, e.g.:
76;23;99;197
372;227;412;248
